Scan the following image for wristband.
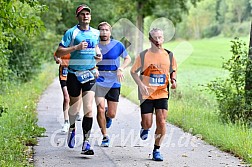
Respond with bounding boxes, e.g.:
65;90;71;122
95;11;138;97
171;78;176;82
118;67;123;72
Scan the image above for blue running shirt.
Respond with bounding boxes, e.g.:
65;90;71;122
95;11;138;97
60;25;100;71
97;39;128;88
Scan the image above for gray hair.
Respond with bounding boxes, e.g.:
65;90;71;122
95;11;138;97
148;28;163;39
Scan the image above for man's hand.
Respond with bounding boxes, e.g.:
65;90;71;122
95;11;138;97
92;69;99;78
94;54;102;60
139;82;150;96
117;68;124;83
54;56;62;64
171;79;177;89
75;41;88;50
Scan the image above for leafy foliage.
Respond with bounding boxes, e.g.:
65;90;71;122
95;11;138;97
0;0;46;90
176;0;252;39
207;38;252;125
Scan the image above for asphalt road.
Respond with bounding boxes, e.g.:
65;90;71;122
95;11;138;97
33;78;248;167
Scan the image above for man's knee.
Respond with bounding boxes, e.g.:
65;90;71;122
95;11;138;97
64;96;70;104
141;120;152;129
107;112;116;118
156;120;166;128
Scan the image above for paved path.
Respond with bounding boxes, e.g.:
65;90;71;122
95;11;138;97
34;78;247;167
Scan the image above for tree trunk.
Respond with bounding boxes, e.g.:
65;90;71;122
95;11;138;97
245;22;252;90
245;21;252;123
249;22;252;58
136;1;144;53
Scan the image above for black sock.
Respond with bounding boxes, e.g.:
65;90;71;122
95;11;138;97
82;117;93;141
154;145;160;151
103;135;108;140
70;123;75;129
64;120;69;124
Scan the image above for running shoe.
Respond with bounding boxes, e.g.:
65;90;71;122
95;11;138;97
81;141;94;155
67;128;75;148
105;107;112;128
152;149;163;161
61;122;70;134
76;113;82;121
100;136;110;147
140;128;149;140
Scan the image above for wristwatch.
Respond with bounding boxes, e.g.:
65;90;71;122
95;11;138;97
118;67;123;72
171;78;176;83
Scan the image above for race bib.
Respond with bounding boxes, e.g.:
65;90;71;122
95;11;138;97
75;70;95;84
149;74;166;86
62;67;68;77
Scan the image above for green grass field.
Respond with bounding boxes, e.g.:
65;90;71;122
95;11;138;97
121;36;252;164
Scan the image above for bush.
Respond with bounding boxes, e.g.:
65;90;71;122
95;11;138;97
207;37;252;125
8;40;42;82
222;22;250;37
202;24;221;38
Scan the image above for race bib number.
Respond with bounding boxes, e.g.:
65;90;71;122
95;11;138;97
62;67;68;77
75;70;95;84
149;74;166;86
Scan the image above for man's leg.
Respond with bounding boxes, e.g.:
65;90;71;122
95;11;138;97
152;108;167;161
105;88;120;128
67;93;82;148
140;99;154;140
141;113;153;130
96;97;111;147
81;90;95;155
61;86;70;133
154;109;167;147
67;73;82;129
107;100;118;119
68;94;82;127
82;91;95;140
96;97;106;136
62;86;70;121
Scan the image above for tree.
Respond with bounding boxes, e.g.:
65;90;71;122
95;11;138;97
134;0;201;51
245;22;252;123
224;0;251;23
0;0;46;90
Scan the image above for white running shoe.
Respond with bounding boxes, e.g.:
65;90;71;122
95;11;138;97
61;122;70;133
76;113;82;121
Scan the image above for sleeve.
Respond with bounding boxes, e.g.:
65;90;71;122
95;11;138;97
95;30;100;46
59;29;73;48
61;53;71;66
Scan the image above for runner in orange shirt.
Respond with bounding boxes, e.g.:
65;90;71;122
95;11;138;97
54;53;83;133
130;28;177;161
53;53;71;133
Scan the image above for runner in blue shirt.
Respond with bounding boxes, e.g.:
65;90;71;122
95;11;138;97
55;4;102;155
95;22;131;147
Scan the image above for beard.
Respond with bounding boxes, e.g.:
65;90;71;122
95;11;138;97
100;36;109;41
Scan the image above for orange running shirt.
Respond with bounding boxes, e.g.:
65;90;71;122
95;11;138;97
131;49;177;100
54;53;70;81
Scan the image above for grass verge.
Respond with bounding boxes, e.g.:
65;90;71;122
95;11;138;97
0;63;57;166
168;90;252;164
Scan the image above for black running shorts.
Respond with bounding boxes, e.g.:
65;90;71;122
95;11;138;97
67;72;95;97
95;85;120;102
140;98;168;114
